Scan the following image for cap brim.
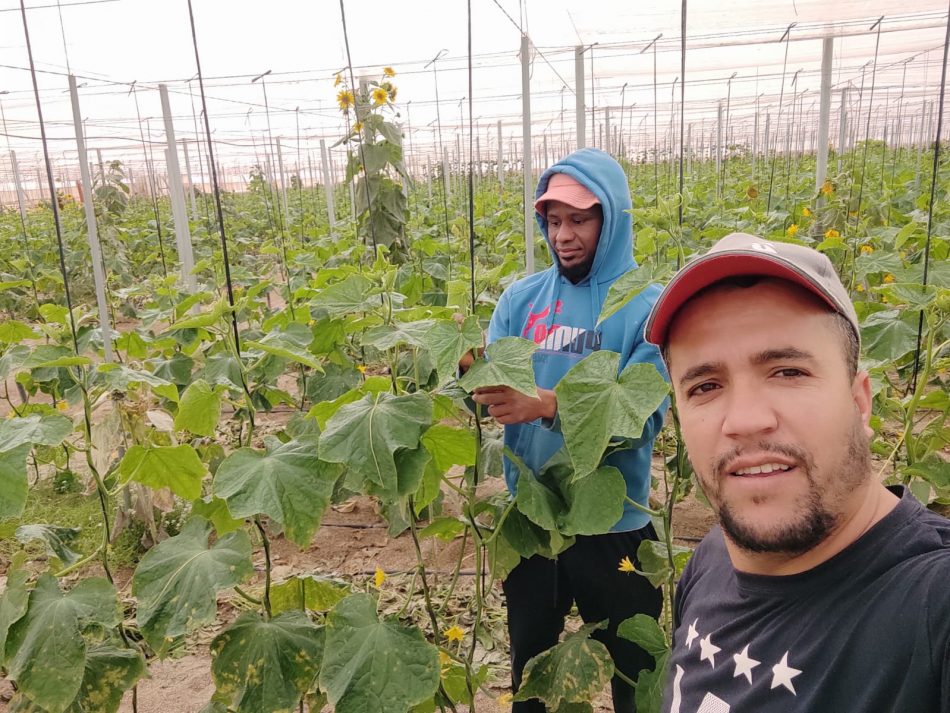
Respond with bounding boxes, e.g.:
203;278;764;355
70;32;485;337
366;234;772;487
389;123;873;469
645;252;846;345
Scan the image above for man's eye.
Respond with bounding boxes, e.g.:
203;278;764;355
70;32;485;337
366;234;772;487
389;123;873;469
774;368;805;378
687;382;719;397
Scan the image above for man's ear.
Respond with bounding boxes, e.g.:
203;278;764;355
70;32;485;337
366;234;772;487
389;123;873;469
852;370;873;438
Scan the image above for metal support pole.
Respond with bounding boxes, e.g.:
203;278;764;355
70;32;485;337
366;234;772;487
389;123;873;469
575;45;586;150
320;138;335;228
10;151;27;222
816;37;834;193
522;34;535;274
69;75;113;362
497;119;504;187
837;88;848;172
181;139;198;219
159;83;196;292
276;138;290;228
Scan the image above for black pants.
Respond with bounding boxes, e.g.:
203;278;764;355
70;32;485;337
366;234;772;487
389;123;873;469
502;527;663;713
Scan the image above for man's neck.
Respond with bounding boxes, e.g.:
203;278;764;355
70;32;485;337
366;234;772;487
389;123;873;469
724;482;900;576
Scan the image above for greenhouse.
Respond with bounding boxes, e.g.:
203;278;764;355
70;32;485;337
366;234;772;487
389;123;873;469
0;0;947;711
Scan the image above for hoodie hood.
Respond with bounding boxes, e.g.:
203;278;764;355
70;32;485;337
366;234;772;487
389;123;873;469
535;147;637;284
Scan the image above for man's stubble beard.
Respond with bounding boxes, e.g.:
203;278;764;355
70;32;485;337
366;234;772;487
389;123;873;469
558;255;595;284
702;418;872;556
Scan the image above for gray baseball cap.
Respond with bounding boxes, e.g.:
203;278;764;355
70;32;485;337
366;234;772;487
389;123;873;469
645;232;860;346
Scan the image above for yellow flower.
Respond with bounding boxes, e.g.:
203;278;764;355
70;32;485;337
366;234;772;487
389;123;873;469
438;650;452;667
618;556;636;573
497;693;513;706
860;245;874;254
337;89;355;111
883;273;895;283
374;567;386;587
786;224;799;237
56;401;69;411
383;66;396;78
802;206;812;217
824;229;840;239
357;364;367;374
352;121;363;134
821;180;834;195
334;73;343;87
856;284;865;292
371;87;389;106
444;625;465;642
388;85;398;101
746;185;758;200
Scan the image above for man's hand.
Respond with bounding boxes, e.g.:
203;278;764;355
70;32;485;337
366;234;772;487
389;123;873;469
471;386;556;425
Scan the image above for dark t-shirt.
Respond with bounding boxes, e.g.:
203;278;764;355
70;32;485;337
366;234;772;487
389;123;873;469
662;487;950;712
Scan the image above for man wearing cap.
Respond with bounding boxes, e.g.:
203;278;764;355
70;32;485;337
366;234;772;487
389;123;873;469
470;148;668;712
644;233;950;711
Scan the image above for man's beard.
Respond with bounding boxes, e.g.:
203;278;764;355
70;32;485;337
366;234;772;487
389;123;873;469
705;418;871;556
558;254;595;284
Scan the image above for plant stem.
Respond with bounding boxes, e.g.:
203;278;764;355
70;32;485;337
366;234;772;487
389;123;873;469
254;517;273;619
233;585;263;606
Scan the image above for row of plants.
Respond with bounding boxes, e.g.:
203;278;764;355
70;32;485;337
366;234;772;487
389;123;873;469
0;70;947;712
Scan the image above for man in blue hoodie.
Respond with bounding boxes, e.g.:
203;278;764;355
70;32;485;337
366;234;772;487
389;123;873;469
471;148;667;712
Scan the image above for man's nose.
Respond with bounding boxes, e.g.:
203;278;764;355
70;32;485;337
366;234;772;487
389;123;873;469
721;381;779;439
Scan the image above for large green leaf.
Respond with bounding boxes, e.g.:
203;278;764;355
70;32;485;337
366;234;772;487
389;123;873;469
861;309;918;361
423;316;483;385
617;614;669;660
174;379;224;437
458;336;538;397
0;320;41;344
245;322;324;371
96;363;178;402
514;622;614;708
362;319;434;351
0;567;30;663
598;264;671;325
0;444;31;520
320;594;440;713
132;518;253;656
270;574;350;615
636;539;692;588
190;495;244;535
117;444;206;500
634;653;669;713
319;392;432;492
5;575;120;713
312;274;381;316
15;525;82;566
555;353;668;478
210;611;324;713
213;436;342;547
0;414;72;453
420;424;477;473
8;644;148;713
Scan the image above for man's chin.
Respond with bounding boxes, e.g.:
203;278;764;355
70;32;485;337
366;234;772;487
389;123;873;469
558;259;594;283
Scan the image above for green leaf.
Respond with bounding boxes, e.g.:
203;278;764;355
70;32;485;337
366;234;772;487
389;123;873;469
0;567;30;663
174;379;224;437
861;310;918;361
245;322;324;371
320;594;440;713
552;464;627;536
420;424;477;473
423;316;483;386
598;264;671;325
636;539;692;588
555;353;668;478
132;518;253;656
210;611;325;713
15;525;82;566
0;414;72;453
412;458;444;515
617;614;669;659
0;321;41;344
900;458;950;490
213;436;342;547
270;574;350;615
167;299;231;330
117;444;206;500
5;575;120;713
872;282;939;311
418;516;465;541
362;319;434;351
459;336;538;397
513;457;563;532
634;652;669;713
312;274;381;316
97;363;178;402
320;392;432;491
854;251;902;279
514;622;614;708
190;496;244;535
305;362;361;403
0;444;31;520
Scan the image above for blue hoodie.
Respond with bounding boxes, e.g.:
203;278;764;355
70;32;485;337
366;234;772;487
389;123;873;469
488;148;668;533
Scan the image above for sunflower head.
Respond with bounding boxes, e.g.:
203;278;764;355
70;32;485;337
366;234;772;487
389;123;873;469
786;223;798;237
383;66;396;78
334;73;343;87
824;228;840;239
337;89;355;112
371;87;389;106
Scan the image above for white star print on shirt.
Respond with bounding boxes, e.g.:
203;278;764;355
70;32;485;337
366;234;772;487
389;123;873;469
732;644;760;684
685;619;699;649
771;651;802;694
699;634;721;668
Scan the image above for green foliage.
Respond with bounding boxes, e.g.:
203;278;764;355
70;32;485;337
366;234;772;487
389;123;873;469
459;336;538;396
